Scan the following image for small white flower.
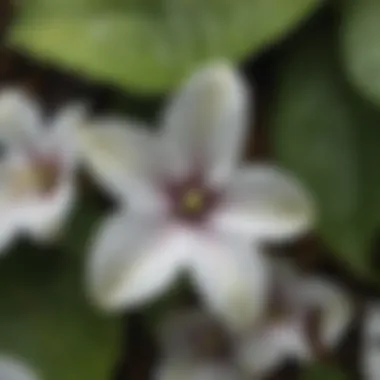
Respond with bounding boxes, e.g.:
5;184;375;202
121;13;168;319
237;315;311;377
80;62;314;330
0;88;83;252
361;303;380;380
153;268;353;380
0;356;39;380
236;262;353;377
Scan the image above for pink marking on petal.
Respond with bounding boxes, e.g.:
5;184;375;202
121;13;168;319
26;148;63;197
161;170;222;225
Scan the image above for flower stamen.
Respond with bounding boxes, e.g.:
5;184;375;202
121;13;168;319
182;188;204;213
9;157;60;199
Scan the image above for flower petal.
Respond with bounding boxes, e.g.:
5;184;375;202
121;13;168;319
0;210;20;254
362;303;380;380
0;356;39;380
212;164;314;242
189;236;269;331
46;103;87;171
236;318;311;377
87;212;191;310
0;160;27;252
0;88;43;148
160;62;248;186
18;181;75;242
296;277;353;349
78;117;161;204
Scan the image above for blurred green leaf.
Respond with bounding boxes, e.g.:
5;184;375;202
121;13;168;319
0;194;121;380
271;21;380;279
8;0;323;93
302;363;348;380
341;0;380;106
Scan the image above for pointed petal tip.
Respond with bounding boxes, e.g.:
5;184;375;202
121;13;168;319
204;60;235;78
199;59;235;73
86;258;127;313
52;102;88;133
87;282;152;315
200;61;243;87
58;102;88;120
0;87;37;116
0;356;39;380
86;280;123;313
0;86;31;103
186;60;245;94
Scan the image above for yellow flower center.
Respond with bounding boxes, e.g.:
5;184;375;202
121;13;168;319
9;162;59;199
182;188;204;212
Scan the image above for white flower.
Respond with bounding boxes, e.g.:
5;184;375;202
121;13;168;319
361;303;380;380
0;88;83;252
0;356;39;380
154;275;352;380
236;261;353;377
80;62;314;330
237;315;311;377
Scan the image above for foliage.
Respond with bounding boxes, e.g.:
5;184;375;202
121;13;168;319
7;0;322;93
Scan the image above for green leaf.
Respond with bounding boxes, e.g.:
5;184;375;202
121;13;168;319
302;363;348;380
7;0;323;93
0;195;122;380
271;20;380;279
341;0;380;106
